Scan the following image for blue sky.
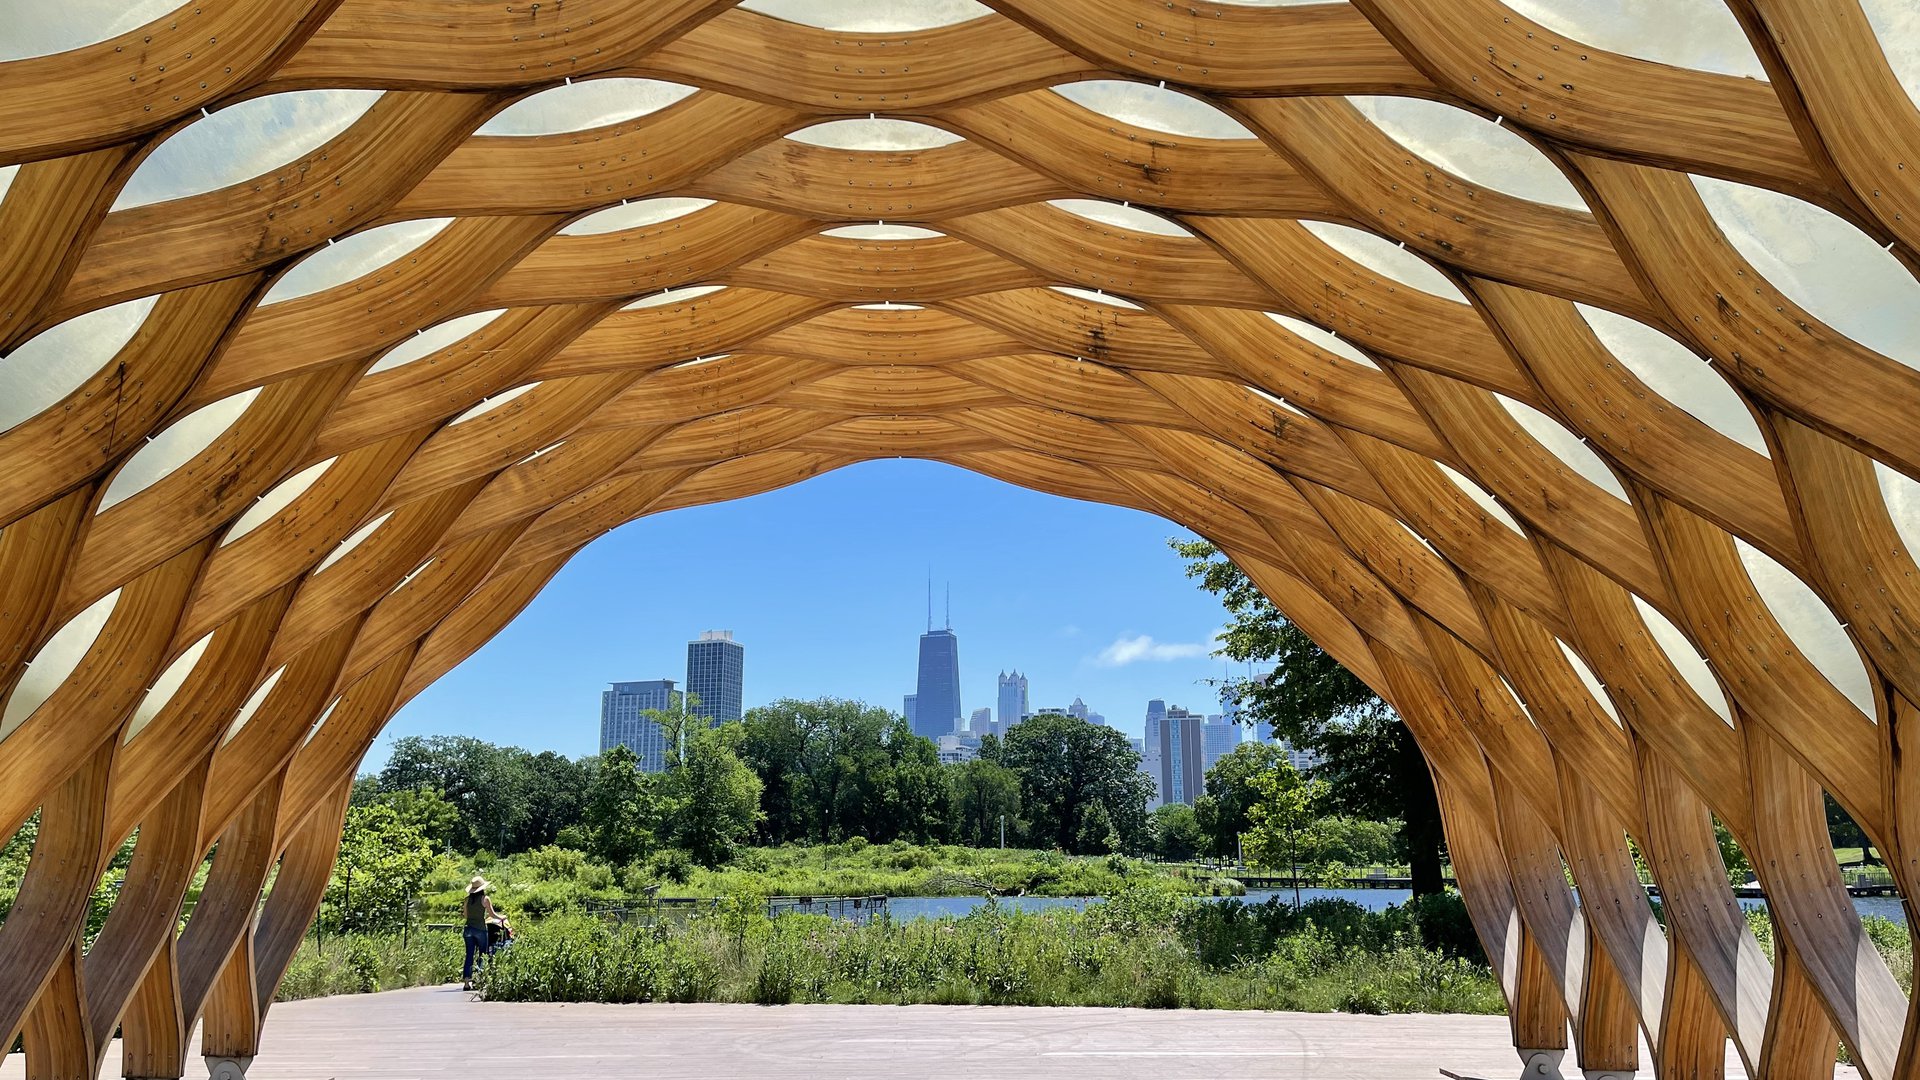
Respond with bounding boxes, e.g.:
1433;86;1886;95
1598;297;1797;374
372;459;1244;766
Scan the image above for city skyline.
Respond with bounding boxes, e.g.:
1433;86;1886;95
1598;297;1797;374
373;462;1246;768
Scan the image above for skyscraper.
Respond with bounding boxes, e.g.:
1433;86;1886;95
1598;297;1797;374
1203;713;1239;774
1142;698;1168;807
600;679;679;772
685;630;744;722
1067;696;1106;726
913;628;962;739
996;670;1028;732
903;693;918;727
969;707;993;734
1155;706;1207;807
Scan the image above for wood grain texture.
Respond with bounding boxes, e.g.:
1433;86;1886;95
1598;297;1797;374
0;3;1916;1076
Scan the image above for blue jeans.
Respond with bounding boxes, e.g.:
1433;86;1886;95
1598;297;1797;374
463;926;491;981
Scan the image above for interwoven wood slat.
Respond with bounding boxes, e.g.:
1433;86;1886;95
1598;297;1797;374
1;2;1918;1075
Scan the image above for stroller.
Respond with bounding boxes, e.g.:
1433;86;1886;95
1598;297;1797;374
486;916;516;953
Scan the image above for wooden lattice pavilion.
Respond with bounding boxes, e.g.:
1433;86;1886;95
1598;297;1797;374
3;1;1920;1076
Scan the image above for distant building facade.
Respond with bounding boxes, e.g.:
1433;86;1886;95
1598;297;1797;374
913;628;962;739
903;693;918;728
600;679;680;772
1154;706;1208;807
996;670;1028;733
685;630;744;722
969;707;993;734
936;734;980;764
1141;699;1169;807
1069;697;1106;725
1202;713;1239;774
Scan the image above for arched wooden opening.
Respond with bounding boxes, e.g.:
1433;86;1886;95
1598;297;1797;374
2;1;1919;1076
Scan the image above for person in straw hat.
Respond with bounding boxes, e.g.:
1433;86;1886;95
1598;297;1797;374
462;875;502;989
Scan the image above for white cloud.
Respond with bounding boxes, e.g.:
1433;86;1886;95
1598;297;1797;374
1096;633;1214;666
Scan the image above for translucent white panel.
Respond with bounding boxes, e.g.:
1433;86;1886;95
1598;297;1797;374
822;224;946;240
1693;176;1920;370
622;285;726;311
1347;96;1585;211
1495;394;1630;501
1733;537;1876;717
0;589;119;742
113;91;383;210
1049;285;1142;310
562;198;713;236
314;511;393;575
366;310;507;376
1876;461;1920;567
1300;221;1469;303
853;302;924;310
221;457;336;546
738;0;991;30
1265;312;1379;369
0;164;16;203
302;696;341;746
1048;199;1192;237
98;388;261;512
1576;303;1769;455
124;633;213;743
1862;0;1920;107
1632;594;1734;724
1249;386;1312;419
1500;0;1766;79
222;666;285;745
1050;81;1254;139
1438;462;1525;533
1397;519;1442;558
1557;639;1623;725
479;79;697;137
515;441;566;466
449;382;538;426
0;0;178;61
263;218;453;305
1;295;159;433
787;119;962;151
389;558;435;597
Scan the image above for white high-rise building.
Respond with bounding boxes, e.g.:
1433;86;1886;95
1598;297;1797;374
1142;699;1168;808
996;671;1029;733
969;707;993;734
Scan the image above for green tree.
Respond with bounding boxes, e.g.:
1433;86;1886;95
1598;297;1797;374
1000;712;1153;854
1244;755;1328;905
581;743;659;868
664;718;764;867
374;786;462;853
1173;538;1447;895
1147;803;1204;861
325;802;437;933
1197;742;1289;859
950;759;1023;847
739;698;941;844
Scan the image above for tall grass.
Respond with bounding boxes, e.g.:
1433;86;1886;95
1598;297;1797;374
480;889;1505;1015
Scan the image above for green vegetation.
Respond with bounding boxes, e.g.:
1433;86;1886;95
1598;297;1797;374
1173;539;1447;893
479;886;1503;1014
402;842;1241;924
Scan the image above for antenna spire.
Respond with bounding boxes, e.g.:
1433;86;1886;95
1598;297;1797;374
926;570;932;633
945;583;951;630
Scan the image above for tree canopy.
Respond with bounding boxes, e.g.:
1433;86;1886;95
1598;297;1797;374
1173;538;1446;893
1000;712;1153;855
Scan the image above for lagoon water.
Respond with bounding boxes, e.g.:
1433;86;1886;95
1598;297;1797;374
884;887;1909;925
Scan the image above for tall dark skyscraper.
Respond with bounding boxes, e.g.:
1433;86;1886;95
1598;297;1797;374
910;580;961;739
913;628;962;739
686;630;744;722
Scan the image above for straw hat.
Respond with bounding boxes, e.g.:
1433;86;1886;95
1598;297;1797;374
468;875;489;894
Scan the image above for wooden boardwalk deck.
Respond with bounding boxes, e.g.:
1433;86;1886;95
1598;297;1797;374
0;986;1855;1079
